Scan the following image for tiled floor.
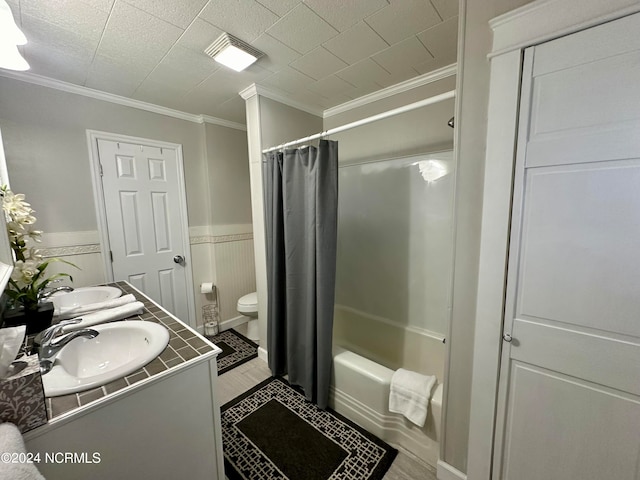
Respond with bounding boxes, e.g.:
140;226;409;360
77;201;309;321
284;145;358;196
216;356;437;480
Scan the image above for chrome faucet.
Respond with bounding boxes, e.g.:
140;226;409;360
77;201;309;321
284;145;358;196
39;285;74;300
39;319;99;375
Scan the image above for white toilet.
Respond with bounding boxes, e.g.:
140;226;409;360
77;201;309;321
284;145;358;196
237;292;259;341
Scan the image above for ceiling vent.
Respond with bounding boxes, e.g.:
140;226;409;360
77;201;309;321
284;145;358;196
204;33;264;72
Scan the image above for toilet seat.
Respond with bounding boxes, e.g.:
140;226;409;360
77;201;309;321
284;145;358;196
237;292;258;315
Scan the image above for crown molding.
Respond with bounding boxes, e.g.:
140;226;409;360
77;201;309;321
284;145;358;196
200;115;247;131
323;63;457;118
239;84;258;100
0;69;248;131
489;0;640;57
240;83;323;117
1;64;458;129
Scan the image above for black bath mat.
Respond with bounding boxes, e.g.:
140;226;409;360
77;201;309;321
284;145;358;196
208;328;258;375
221;377;398;480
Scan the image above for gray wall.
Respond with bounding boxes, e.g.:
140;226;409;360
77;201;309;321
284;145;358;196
0;77;252;232
328;98;455;164
0;77;253;329
443;0;535;473
259;97;323;148
204;122;252;227
0;77;209;231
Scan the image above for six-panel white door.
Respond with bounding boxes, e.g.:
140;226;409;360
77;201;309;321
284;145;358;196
97;138;190;322
494;13;640;480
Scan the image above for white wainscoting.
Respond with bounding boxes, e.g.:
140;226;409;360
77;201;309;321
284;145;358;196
189;241;214;328
212;237;256;322
189;224;256;328
37;228;256;329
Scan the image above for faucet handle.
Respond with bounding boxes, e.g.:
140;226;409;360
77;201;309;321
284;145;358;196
40;318;82;345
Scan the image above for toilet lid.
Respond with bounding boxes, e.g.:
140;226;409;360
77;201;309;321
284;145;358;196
238;292;257;307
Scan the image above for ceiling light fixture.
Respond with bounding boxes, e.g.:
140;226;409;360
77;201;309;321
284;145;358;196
0;43;29;71
0;0;29;71
0;8;26;45
205;33;263;72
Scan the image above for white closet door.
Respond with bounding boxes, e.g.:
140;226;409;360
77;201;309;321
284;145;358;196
495;13;640;480
98;138;190;321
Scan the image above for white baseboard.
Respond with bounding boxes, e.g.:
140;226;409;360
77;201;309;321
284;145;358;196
196;317;248;335
437;460;467;480
219;315;248;332
257;347;268;363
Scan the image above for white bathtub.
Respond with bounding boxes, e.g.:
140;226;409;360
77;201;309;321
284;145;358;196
330;347;443;468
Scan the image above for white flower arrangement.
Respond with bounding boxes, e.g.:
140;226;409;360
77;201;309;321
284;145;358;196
1;186;75;311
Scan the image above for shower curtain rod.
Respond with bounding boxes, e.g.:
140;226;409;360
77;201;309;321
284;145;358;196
262;90;456;154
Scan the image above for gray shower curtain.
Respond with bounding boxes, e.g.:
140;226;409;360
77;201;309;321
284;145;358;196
263;139;338;409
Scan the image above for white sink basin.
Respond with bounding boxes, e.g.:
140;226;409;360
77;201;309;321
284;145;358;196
51;286;122;311
42;321;169;397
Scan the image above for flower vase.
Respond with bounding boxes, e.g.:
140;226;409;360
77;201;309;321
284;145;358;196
2;302;55;336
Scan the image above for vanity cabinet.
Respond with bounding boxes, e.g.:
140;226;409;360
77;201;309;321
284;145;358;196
25;359;223;479
22;282;224;480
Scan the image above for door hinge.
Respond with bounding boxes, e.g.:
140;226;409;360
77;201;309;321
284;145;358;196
99;162;104;177
109;250;113;262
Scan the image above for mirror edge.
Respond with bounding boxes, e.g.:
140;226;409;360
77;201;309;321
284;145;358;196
0;128;13;266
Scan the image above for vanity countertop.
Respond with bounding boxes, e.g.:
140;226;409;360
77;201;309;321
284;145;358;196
44;281;221;420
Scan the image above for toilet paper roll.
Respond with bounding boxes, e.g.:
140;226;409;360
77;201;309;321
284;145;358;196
201;282;214;294
204;321;218;337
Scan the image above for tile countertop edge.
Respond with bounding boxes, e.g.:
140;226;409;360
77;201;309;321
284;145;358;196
24;282;223;441
124;281;223;357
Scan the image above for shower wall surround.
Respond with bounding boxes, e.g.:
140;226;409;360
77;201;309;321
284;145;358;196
334;151;454;379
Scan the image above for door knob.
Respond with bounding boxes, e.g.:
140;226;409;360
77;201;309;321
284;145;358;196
503;333;512;343
173;255;185;264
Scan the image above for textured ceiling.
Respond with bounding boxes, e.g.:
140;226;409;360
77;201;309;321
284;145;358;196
6;0;458;124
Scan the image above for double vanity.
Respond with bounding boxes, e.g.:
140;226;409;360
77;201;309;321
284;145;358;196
22;282;224;479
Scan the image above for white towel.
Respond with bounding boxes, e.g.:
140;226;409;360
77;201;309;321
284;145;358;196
0;326;26;379
55;294;136;319
0;423;45;480
389;368;436;427
61;301;145;332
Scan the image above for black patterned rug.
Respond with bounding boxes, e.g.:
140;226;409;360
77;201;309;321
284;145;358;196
208;329;258;375
221;377;398;480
